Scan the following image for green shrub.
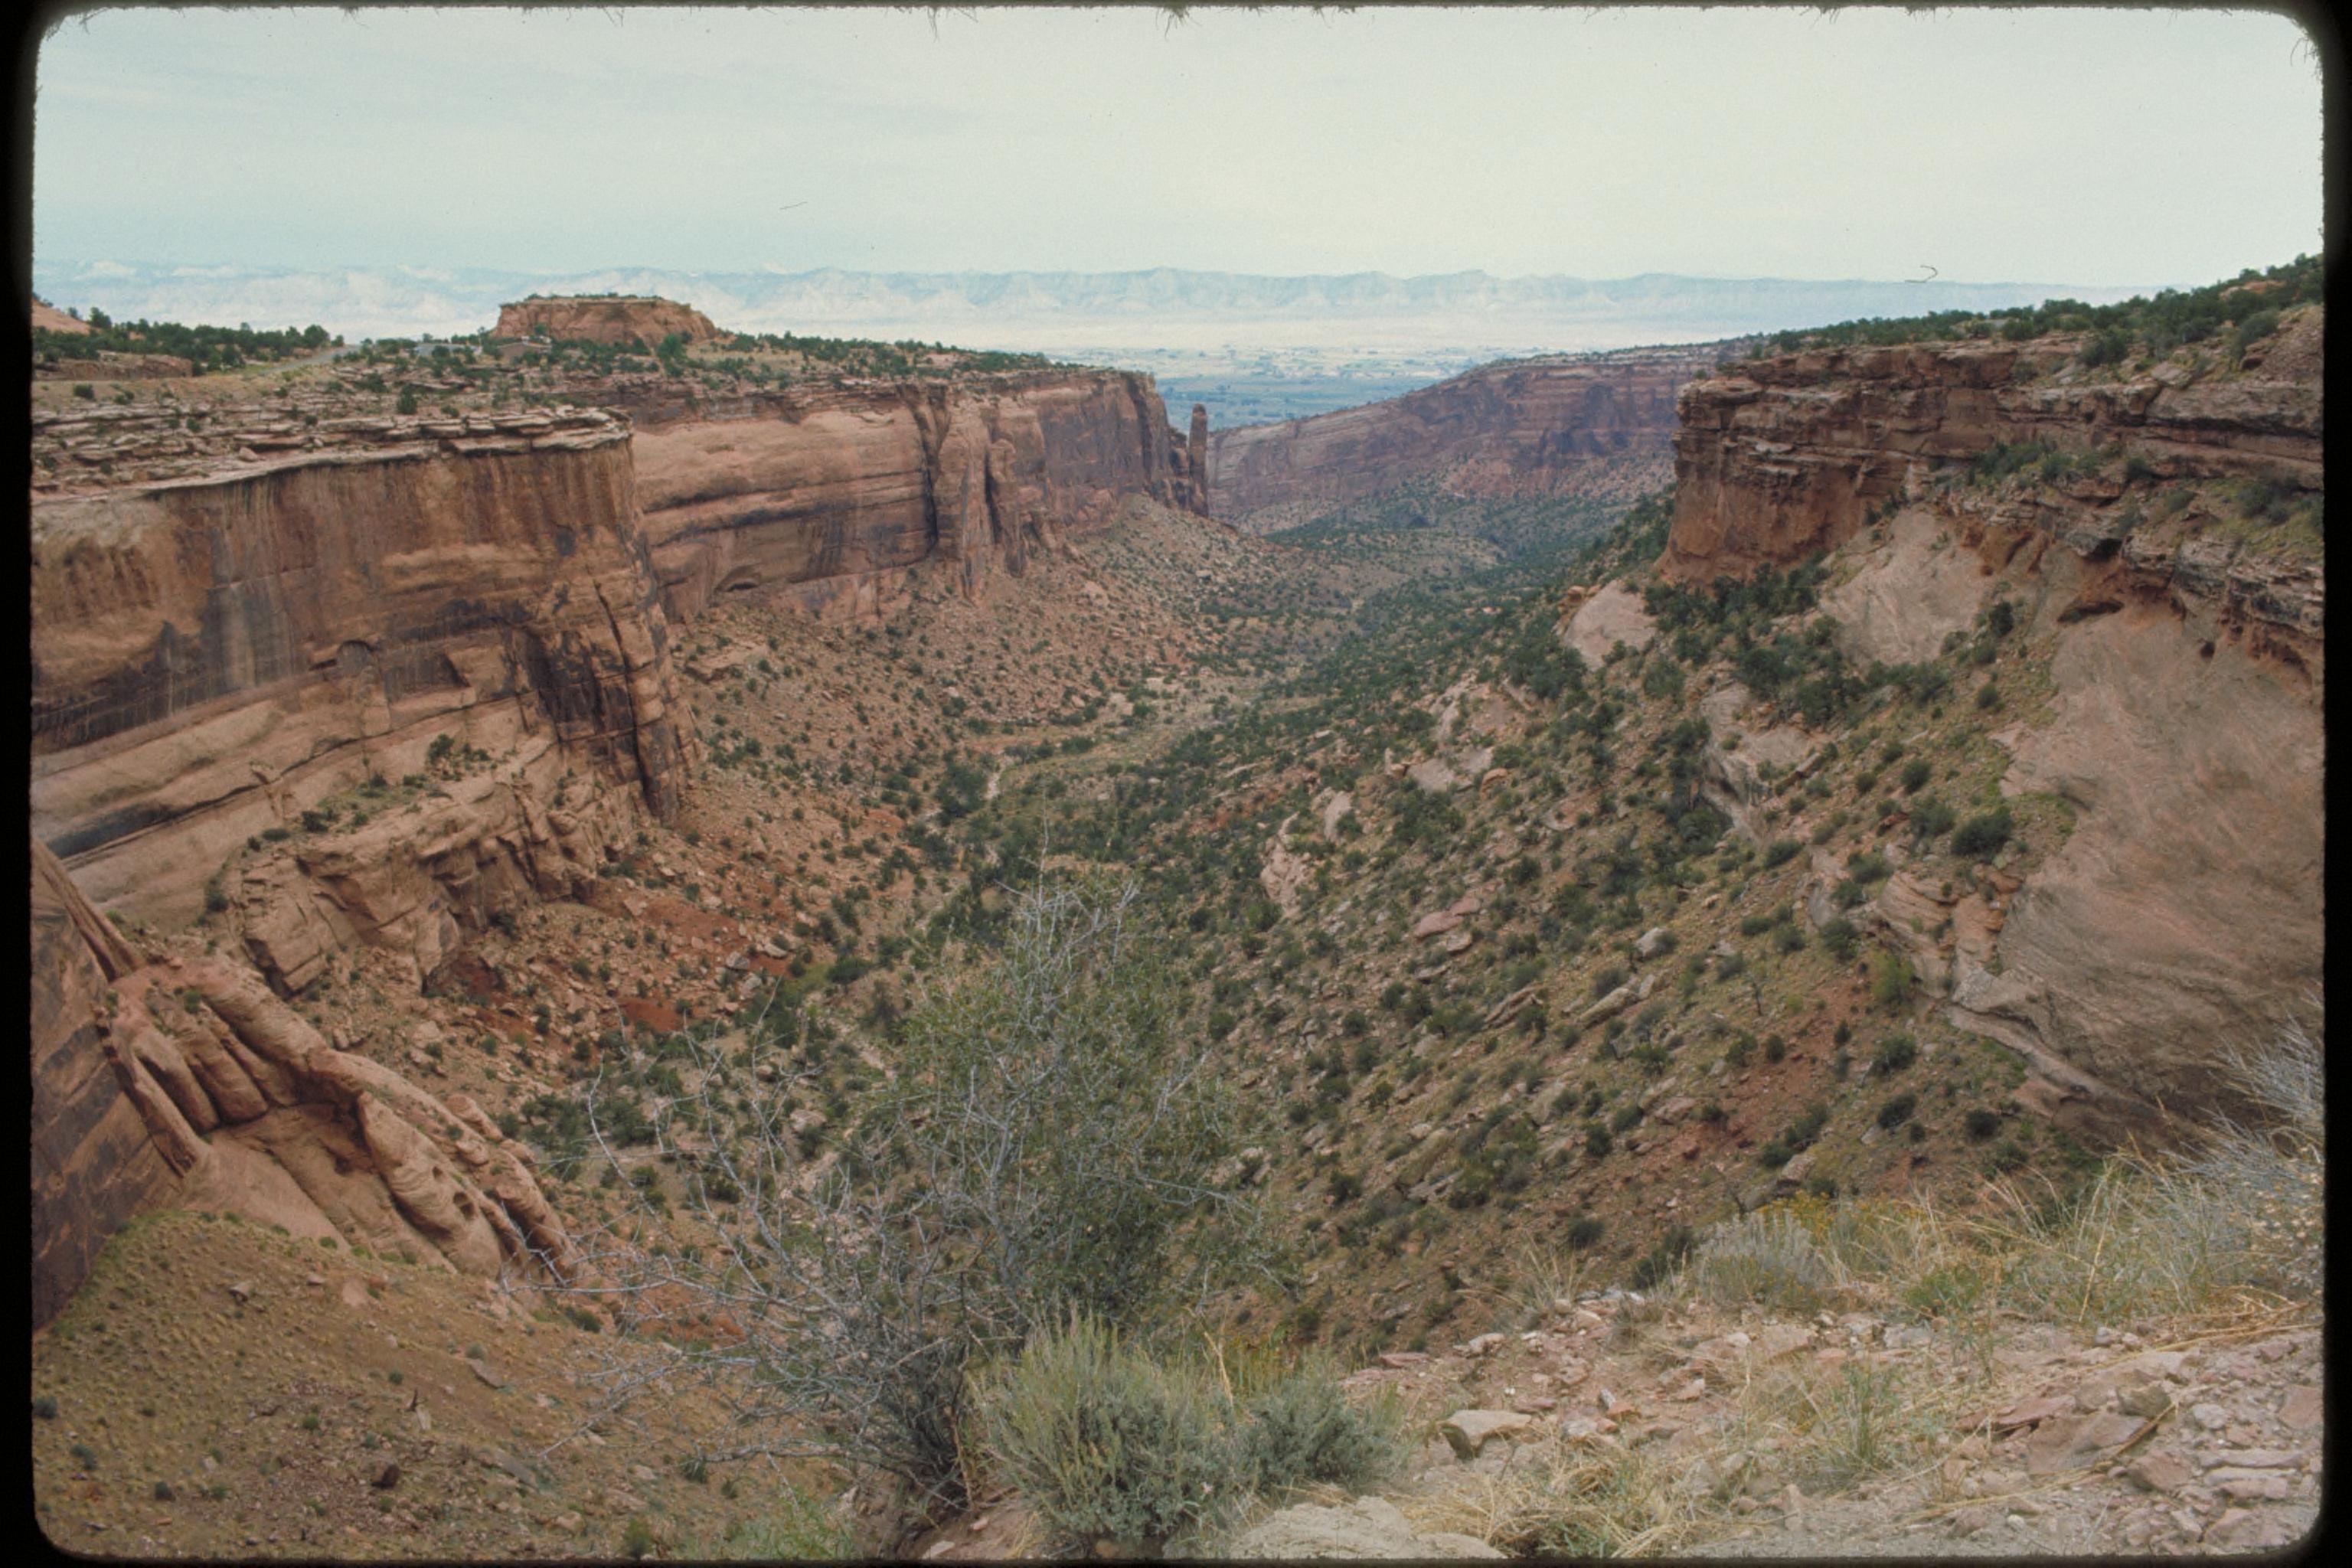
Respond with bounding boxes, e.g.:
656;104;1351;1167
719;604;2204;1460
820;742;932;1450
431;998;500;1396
678;1486;858;1560
980;1317;1235;1552
1818;916;1859;961
1630;1225;1697;1291
1876;1093;1918;1130
2077;328;2130;368
1870;950;1916;1010
1870;1034;1917;1075
1846;851;1893;884
1950;808;2013;860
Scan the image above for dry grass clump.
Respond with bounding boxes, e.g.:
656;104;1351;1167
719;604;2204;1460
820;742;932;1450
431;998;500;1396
1988;1010;2324;1325
1401;1439;1721;1557
1682;1206;1834;1313
1726;1357;1957;1492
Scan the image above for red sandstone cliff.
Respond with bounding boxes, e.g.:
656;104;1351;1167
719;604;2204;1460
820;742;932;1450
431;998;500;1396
25;355;1214;1328
30;411;691;989
495;295;724;348
1658;308;2324;1119
1207;345;1724;529
1664;328;2322;583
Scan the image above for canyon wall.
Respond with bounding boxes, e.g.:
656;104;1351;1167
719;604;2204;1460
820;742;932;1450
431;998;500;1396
29;411;691;986
600;369;1207;621
26;350;1211;1323
1663;311;2324;1118
1207;345;1725;529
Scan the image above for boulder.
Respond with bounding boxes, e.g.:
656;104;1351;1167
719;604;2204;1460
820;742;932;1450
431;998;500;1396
1230;1495;1504;1560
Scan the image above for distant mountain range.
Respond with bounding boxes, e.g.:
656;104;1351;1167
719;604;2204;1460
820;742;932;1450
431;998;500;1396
33;260;2153;354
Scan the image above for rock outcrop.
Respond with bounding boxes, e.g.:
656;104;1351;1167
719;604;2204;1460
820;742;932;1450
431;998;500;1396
495;294;724;348
1663;320;2323;583
30;411;691;986
31;839;571;1327
610;370;1209;621
1208;345;1724;529
1666;311;2324;1116
36;350;195;380
1184;401;1211;513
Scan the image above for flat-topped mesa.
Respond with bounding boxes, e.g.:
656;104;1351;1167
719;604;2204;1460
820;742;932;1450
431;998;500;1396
610;367;1210;621
1208;345;1726;531
31;410;691;988
495;293;724;348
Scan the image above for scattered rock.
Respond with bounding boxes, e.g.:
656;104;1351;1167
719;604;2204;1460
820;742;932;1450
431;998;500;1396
2206;1508;2302;1550
2278;1384;2321;1431
2126;1452;2194;1493
1440;1410;1537;1459
1992;1394;2074;1432
2024;1411;2145;1476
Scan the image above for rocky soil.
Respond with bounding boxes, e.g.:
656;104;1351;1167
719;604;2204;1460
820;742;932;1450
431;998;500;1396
29;1210;848;1559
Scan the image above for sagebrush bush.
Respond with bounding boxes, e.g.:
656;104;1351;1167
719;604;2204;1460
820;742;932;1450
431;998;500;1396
980;1317;1234;1551
1236;1359;1403;1495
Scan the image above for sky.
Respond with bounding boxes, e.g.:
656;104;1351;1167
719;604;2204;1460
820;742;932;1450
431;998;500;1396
31;4;2327;287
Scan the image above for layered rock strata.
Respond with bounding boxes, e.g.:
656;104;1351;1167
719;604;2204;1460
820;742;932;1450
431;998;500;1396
1208;345;1724;528
31;839;571;1328
1662;312;2324;1119
606;369;1209;620
1664;322;2323;583
30;410;690;986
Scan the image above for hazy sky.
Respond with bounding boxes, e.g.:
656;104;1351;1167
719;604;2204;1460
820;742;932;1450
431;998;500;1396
32;4;2324;286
